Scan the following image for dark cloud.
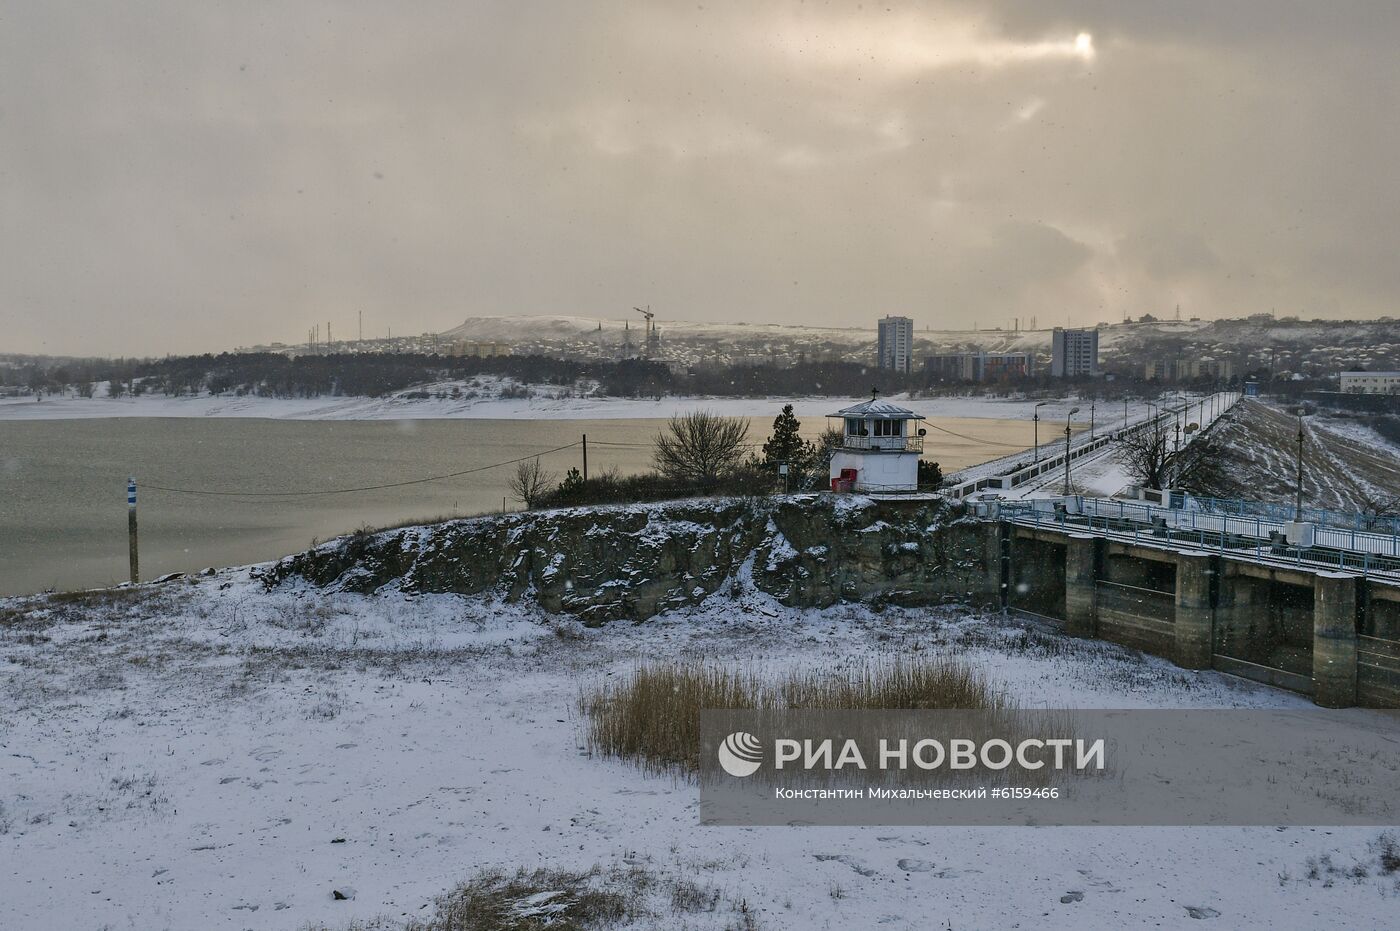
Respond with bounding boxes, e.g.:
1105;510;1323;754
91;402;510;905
1116;227;1223;281
1;1;1396;354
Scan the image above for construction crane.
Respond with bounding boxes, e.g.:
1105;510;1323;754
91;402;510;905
633;305;659;357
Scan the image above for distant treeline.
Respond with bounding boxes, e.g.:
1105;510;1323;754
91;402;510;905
2;349;1277;401
2;352;932;399
1;353;669;398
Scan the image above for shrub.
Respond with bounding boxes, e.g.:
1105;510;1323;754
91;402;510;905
580;658;1005;775
535;464;771;509
917;459;943;489
652;411;749;492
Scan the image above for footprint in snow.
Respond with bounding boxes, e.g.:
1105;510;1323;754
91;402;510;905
1185;906;1221;920
813;854;877;877
876;835;929;847
1076;867;1122;893
1060;891;1085;904
897;859;935;873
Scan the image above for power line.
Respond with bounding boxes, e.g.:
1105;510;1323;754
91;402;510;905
586;440;766;449
141;442;581;498
594;426;1027;451
918;420;1033;449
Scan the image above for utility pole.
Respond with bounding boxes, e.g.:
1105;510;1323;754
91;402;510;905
1089;401;1096;440
582;434;589;482
127;477;139;584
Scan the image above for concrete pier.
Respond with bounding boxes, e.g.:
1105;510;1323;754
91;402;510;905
1313;572;1358;708
1065;534;1098;638
1174;554;1214;669
1006;520;1397;707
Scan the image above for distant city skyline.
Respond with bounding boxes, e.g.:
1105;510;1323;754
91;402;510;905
5;2;1400;356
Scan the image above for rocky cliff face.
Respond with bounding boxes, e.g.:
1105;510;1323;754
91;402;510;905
263;495;999;623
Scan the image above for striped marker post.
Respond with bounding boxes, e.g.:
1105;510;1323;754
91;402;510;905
127;476;139;584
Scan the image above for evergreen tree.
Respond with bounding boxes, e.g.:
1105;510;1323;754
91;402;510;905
762;404;811;469
917;460;944;489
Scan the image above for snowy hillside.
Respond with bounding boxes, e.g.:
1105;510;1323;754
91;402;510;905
1186;399;1400;513
438;313;1400;374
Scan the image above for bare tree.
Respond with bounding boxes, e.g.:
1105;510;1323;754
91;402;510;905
1115;426;1171;489
652;410;749;492
509;457;556;509
1361;491;1400;529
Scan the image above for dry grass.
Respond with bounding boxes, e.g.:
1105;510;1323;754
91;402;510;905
580;657;1006;775
409;867;640;930
304;863;758;930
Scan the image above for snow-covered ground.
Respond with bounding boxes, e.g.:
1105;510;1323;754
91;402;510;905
1;381;1124;424
3;568;1396;929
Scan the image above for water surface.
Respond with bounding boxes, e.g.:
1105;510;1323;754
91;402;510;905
0;415;1042;595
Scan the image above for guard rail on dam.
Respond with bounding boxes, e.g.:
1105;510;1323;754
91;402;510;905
946;390;1242;501
972;495;1400;709
997;496;1400;574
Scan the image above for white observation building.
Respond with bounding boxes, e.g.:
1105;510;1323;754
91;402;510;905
828;393;926;493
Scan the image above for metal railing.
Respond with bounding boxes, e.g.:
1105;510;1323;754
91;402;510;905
1188;496;1400;537
946;390;1242;501
992;499;1400;580
840;434;924;453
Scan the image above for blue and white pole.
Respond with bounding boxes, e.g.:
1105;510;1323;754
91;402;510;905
127;476;139;584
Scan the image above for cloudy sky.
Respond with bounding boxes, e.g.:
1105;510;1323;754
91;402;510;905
3;1;1398;355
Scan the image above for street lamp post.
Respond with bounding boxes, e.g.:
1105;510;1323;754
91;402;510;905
1089;401;1096;440
1179;422;1199;486
1063;407;1081;495
1295;410;1306;521
1033;401;1048;463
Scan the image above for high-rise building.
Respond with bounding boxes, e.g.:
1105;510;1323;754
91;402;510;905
877;315;914;373
1051;327;1099;377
